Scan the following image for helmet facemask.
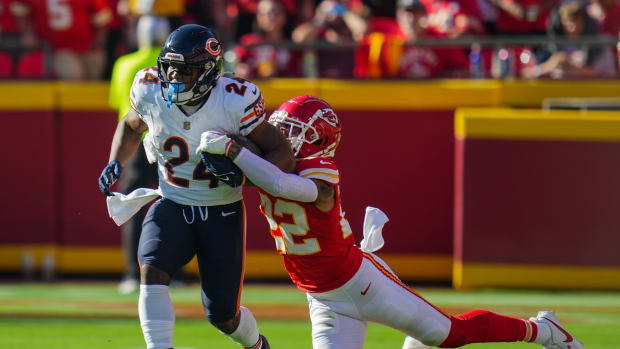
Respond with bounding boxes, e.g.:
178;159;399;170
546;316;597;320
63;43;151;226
158;57;221;107
270;109;340;158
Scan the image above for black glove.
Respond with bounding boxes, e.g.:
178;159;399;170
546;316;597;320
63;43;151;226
200;152;245;188
98;160;122;196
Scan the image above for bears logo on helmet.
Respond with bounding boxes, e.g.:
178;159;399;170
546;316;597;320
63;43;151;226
205;38;221;55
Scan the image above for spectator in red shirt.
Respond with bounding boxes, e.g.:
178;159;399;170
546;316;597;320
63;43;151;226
396;0;470;77
354;0;470;78
226;0;313;40
292;0;367;77
490;0;558;34
293;0;367;42
420;0;486;37
0;0;20;36
13;0;112;80
233;0;302;79
588;0;620;36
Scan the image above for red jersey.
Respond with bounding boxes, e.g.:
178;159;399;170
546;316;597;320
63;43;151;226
235;33;302;78
258;157;363;293
601;2;620;36
398;43;470;78
495;0;554;34
1;0;19;34
15;0;110;52
228;0;296;15
421;0;477;35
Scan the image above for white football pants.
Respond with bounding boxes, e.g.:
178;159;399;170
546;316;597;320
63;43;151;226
307;252;451;349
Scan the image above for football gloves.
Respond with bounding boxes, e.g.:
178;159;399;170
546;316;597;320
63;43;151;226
98;160;122;196
196;131;234;156
200;152;245;188
196;131;244;187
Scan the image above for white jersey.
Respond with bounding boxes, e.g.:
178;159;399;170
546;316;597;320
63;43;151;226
129;68;266;206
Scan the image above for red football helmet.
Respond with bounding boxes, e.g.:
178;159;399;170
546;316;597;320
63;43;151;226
268;95;342;158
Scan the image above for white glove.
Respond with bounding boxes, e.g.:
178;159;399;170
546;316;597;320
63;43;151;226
196;131;232;155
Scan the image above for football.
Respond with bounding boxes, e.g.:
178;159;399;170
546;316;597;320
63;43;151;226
228;134;264;157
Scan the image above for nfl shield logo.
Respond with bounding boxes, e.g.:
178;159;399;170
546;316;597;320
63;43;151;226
184;121;191;130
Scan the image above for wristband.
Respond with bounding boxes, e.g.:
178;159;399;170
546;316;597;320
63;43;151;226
225;139;236;157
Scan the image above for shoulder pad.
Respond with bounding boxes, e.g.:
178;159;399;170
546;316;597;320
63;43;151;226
297;157;339;185
130;67;161;117
219;77;265;136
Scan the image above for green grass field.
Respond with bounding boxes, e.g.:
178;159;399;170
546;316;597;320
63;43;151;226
0;282;618;348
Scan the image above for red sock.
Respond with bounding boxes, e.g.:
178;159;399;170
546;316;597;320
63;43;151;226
438;310;537;348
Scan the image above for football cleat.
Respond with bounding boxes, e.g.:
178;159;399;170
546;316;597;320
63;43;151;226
245;334;269;349
530;311;583;349
117;277;139;294
402;336;432;349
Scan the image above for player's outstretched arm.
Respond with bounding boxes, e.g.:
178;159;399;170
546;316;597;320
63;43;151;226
197;131;317;201
233;147;318;202
109;109;148;165
246;121;296;173
98;109;148;196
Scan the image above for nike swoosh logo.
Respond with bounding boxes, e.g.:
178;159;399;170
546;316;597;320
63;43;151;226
543;317;574;343
361;282;371;295
220;176;229;182
252;87;257;95
222;211;236;217
319;160;331;165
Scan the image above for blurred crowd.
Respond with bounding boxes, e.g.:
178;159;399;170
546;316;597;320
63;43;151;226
1;0;619;80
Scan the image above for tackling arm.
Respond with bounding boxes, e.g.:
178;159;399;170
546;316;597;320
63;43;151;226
109;108;148;165
246;121;296;173
230;147;318;202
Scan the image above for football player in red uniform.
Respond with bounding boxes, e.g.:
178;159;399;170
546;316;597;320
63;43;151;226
196;95;583;349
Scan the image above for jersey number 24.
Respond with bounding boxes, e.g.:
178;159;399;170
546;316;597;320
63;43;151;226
164;137;219;188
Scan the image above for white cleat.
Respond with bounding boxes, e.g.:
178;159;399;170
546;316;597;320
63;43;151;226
530;311;584;349
402;336;432;349
117;278;139;295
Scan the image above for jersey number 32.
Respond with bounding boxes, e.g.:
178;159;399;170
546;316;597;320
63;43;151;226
259;193;353;255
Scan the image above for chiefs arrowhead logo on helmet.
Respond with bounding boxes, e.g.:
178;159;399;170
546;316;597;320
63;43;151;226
318;108;339;127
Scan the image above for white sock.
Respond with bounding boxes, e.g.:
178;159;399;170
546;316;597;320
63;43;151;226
139;285;175;349
226;306;260;348
532;322;552;345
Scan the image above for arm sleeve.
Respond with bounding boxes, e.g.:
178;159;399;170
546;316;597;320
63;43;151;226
233;148;318;202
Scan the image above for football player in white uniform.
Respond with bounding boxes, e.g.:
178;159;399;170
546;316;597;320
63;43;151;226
98;24;295;349
196;95;584;349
